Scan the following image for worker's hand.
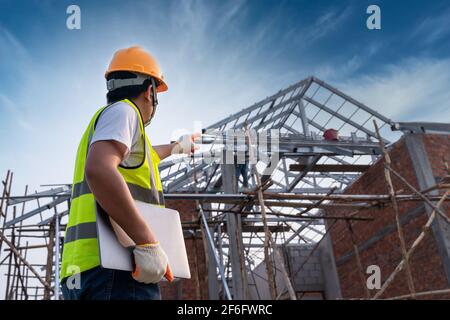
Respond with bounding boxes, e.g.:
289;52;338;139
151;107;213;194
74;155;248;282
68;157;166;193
132;243;173;283
172;133;200;155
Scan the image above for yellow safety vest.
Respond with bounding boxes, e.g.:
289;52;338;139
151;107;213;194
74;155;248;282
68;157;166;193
60;99;164;280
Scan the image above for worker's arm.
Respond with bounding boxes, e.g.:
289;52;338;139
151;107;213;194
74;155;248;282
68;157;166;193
85;140;173;283
85;140;157;244
152;142;178;160
153;133;201;159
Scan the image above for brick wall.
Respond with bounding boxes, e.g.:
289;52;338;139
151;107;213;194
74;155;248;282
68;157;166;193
159;199;209;300
327;134;450;299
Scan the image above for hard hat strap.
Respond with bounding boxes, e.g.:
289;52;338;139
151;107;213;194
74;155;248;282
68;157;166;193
151;77;158;107
144;78;158;127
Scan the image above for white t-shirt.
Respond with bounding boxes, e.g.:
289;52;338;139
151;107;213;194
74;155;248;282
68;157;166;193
89;101;145;167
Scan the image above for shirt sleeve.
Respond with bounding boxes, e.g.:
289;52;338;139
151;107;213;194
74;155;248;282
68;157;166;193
89;102;139;158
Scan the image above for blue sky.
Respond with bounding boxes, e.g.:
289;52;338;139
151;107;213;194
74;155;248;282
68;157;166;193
1;0;450;194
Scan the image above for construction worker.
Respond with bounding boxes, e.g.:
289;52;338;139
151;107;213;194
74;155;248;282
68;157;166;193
60;46;195;300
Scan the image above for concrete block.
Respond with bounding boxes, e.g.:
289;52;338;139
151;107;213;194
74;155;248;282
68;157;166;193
310;270;322;278
304;263;315;270
305;277;318;285
300;250;311;257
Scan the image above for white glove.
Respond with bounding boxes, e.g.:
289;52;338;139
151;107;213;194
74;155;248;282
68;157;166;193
132;243;168;284
172;133;200;155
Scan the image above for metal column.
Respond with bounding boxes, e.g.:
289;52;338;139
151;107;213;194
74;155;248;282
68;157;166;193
221;162;248;299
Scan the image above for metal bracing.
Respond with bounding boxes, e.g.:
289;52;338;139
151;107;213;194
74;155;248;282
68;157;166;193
392;121;450;135
154;76;397;298
0;173;68;300
159;76;392;196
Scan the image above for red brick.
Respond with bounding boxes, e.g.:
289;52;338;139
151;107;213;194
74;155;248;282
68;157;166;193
327;134;450;299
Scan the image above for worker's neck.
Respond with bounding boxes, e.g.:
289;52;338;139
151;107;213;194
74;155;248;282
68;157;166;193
131;96;150;124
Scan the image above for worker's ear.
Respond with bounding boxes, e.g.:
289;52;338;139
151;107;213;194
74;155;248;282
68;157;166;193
144;83;153;102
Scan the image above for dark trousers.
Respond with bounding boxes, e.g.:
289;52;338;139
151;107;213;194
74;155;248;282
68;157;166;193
61;266;161;300
235;163;249;187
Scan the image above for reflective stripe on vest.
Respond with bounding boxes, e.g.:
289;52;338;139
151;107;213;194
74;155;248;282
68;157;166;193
64;221;97;243
71;180;164;210
60;99;164;280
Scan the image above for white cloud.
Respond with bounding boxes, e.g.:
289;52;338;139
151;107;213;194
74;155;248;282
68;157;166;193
411;7;450;45
0;25;29;59
315;54;363;81
288;6;352;45
310;8;351;41
313;42;383;82
0;94;34;131
0;25;35;132
215;0;247;31
339;58;450;122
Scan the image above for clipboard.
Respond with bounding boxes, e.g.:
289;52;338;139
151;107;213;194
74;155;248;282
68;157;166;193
95;200;191;279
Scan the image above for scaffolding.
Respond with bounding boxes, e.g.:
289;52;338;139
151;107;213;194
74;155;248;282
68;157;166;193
1;76;449;300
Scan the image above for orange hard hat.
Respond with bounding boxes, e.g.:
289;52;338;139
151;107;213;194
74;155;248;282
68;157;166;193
105;46;168;92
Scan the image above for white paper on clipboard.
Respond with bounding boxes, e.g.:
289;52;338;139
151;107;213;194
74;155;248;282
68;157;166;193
95;200;191;279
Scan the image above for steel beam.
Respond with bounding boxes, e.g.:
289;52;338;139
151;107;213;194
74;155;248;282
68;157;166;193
221;161;248;299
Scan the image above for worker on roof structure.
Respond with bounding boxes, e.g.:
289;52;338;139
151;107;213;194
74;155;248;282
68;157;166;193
60;46;196;300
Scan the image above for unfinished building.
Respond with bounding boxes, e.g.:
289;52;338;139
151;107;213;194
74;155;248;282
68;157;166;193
0;76;449;300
